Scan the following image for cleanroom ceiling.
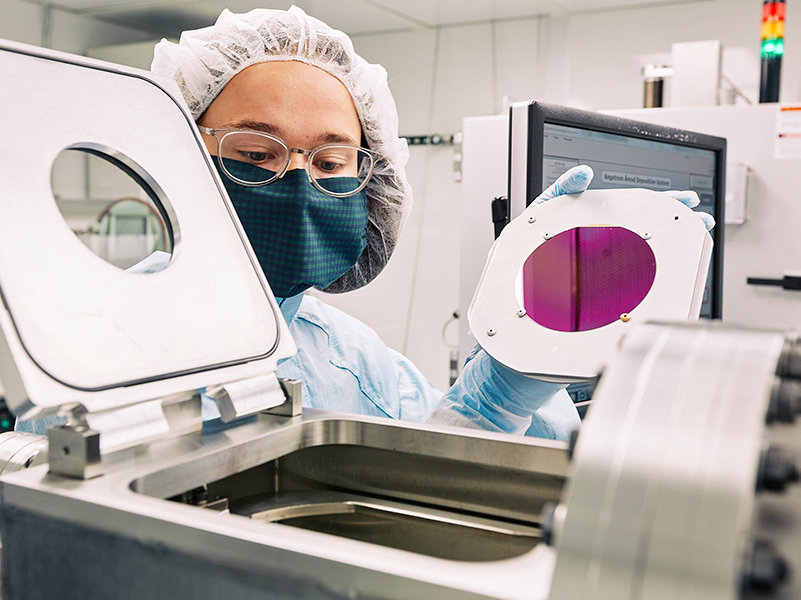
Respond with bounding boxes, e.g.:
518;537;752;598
47;0;702;39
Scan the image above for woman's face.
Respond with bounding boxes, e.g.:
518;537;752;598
198;60;362;173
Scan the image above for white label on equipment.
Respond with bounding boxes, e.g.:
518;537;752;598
601;171;671;189
775;105;801;159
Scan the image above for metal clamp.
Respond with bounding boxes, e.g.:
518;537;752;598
270;379;302;417
47;425;102;480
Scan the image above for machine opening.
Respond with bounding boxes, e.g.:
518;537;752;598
520;225;656;332
152;436;565;563
51;145;176;272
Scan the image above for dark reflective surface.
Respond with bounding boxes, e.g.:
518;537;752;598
522;226;656;332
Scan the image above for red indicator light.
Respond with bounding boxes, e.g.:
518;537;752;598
762;1;786;21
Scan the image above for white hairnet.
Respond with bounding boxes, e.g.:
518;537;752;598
151;6;411;293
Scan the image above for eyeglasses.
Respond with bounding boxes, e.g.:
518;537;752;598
198;125;378;198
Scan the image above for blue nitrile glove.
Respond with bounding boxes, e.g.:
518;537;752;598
428;345;579;440
531;164;595;206
662;189;716;230
428;167;597;440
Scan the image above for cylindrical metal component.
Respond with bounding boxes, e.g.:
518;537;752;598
0;431;48;475
643;78;664;108
551;323;788;600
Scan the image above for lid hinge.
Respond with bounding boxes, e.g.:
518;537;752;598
47;390;202;479
273;378;302;417
205;373;301;422
45;379;301;480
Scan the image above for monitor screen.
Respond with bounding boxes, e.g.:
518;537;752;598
508;101;725;320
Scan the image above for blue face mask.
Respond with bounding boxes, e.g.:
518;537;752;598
215;158;369;298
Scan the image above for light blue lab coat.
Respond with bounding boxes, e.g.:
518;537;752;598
18;293;579;440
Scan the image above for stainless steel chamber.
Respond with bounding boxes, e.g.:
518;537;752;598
2;411;567;600
2;323;799;600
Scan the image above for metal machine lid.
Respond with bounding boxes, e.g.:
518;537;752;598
0;40;296;420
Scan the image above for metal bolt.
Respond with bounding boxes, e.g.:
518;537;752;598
528;216;537;224
620;313;631;323
741;539;790;592
767;378;801;424
776;335;801;380
517;308;527;318
544;233;552;240
756;445;800;493
487;328;496;337
642;232;652;240
540;502;558;546
567;428;580;461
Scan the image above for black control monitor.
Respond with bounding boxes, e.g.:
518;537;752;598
508;101;726;319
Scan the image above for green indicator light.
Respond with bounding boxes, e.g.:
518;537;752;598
1;419;11;429
762;38;785;57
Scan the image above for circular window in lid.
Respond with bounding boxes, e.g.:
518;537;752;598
519;225;656;332
51;144;177;272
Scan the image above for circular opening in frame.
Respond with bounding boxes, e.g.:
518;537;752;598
518;226;656;332
51;144;177;273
